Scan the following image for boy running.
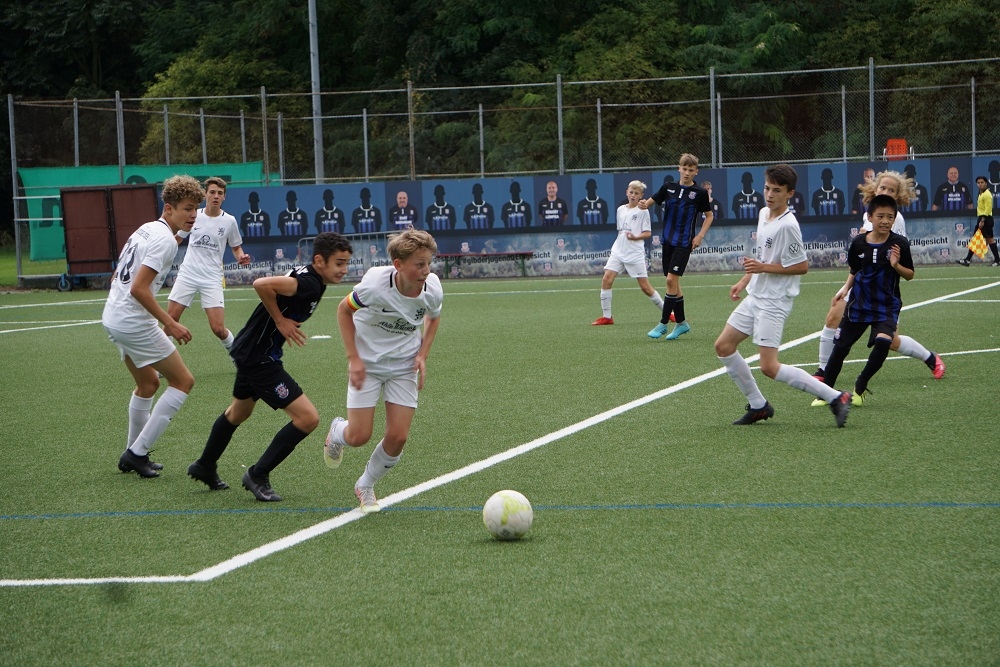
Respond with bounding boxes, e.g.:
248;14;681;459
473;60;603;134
713;164;851;427
187;233;353;500
324;229;443;513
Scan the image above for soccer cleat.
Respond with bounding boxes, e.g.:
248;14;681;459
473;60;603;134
591;316;614;326
118;449;160;478
242;469;282;502
354;485;381;513
732;402;775;425
187;460;229;490
647;323;669;339
810;398;826;407
992;262;1000;267
931;353;946;380
829;392;851;428
812;368;825;382
851;390;868;406
664;321;691;340
148;459;164;471
955;259;970;266
324;417;346;469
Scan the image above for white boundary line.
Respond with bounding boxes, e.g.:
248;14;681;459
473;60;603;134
3;280;998;588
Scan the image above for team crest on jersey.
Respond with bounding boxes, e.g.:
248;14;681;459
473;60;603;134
788;242;800;254
218;227;225;236
275;383;289;399
415;307;426;319
764;237;773;249
688;191;696;200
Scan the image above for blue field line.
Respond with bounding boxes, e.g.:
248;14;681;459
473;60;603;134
4;500;998;522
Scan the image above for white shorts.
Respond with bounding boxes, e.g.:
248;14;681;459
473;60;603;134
726;294;794;348
604;254;648;279
168;275;225;309
104;324;177;368
346;368;419;409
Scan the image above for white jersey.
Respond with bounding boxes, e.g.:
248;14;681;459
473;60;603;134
610;204;651;263
347;266;444;371
746;208;807;299
102;219;179;332
860;211;906;236
174;208;243;285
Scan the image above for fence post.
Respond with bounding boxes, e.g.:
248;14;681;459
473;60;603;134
116;91;125;184
363;108;370;182
478;103;485;177
971;76;977;157
163;104;170;166
308;0;324;183
709;67;716;168
277;112;285;184
8;94;23;281
841;85;847;162
557;73;564;175
596;98;603;174
73;99;80;167
200;107;207;164
716;93;723;166
240;109;247;163
868;57;875;161
261;87;270;186
407;80;415;180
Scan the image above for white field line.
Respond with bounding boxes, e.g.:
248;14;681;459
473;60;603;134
2;279;998;588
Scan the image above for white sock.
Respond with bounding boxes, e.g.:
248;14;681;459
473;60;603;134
775;364;841;402
130;386;188;455
649;292;664;309
818;326;837;369
127;393;154;448
332;419;348;446
895;335;929;361
221;330;234;350
719;352;767;409
356;440;400;489
600;289;612;318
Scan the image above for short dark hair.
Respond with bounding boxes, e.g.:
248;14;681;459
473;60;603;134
764;164;797;191
866;194;898;219
312;232;353;260
977;175;989;183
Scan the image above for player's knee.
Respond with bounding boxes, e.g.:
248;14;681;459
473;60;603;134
211;324;228;339
296;411;320;434
824;311;840;328
759;360;780;379
171;373;194;394
345;425;372;448
714;338;732;357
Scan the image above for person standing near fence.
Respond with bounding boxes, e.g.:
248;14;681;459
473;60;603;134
104;175;205;478
592;180;664;325
167;177;251;353
642;153;713;341
956;176;999;266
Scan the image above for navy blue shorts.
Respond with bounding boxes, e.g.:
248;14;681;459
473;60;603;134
233;362;304;410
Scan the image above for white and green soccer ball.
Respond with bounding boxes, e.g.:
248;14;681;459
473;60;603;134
483;490;533;540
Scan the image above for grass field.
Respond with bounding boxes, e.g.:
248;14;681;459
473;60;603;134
1;266;998;665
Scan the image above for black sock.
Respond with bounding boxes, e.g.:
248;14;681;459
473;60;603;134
199;413;239;466
253;422;310;475
855;337;892;394
824;344;849;388
924;352;937;370
673;296;686;324
990;242;1000;262
965;250;974;261
661;294;677;325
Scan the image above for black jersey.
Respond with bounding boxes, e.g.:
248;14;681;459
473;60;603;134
278;208;307;236
732;190;764;221
932;182;971;211
899;183;929;214
538;198;569;226
463;201;495;230
352;206;382;234
315;207;346;234
241;209;271;238
389;205;419;230
577;197;609;225
652;182;710;247
501;200;532;228
812;187;846;216
425;203;456;231
230;264;326;367
846;231;912;324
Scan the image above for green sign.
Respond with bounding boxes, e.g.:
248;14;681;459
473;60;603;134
18;163;269;261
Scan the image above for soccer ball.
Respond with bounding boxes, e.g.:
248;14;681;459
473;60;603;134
483;490;533;540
